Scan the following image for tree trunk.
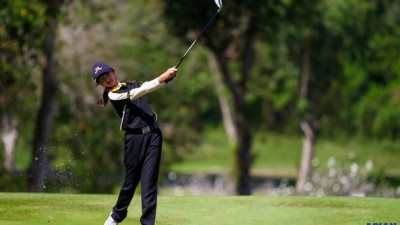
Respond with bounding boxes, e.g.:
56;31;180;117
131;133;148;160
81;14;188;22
29;1;61;192
1;114;18;173
214;49;254;195
206;52;237;143
234;113;253;195
296;121;316;194
206;11;258;195
295;29;317;194
233;12;257;195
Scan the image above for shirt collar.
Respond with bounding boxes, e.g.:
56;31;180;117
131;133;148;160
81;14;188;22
111;82;123;92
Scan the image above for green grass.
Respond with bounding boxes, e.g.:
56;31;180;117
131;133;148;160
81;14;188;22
0;193;399;225
171;127;400;178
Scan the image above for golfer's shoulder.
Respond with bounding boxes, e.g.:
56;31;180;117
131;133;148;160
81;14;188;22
110;82;139;93
108;82;141;100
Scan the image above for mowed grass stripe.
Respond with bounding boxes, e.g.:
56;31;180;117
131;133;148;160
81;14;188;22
0;193;399;225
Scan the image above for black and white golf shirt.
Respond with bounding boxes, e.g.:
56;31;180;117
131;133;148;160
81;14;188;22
108;79;164;130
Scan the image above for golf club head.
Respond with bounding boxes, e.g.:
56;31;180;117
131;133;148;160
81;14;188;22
214;0;223;9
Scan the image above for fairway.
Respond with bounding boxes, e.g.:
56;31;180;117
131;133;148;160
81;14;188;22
0;193;399;225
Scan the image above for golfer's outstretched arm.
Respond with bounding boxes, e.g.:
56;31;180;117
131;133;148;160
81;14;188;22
108;67;178;101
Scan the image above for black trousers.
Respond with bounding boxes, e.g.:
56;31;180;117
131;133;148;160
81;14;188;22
111;128;162;225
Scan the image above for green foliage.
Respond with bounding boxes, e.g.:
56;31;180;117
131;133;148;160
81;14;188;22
0;0;45;116
0;0;46;192
356;85;400;139
252;0;400;139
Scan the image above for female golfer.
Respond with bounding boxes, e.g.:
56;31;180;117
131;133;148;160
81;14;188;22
90;62;178;225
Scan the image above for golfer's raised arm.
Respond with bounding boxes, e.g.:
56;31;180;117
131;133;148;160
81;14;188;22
108;67;178;101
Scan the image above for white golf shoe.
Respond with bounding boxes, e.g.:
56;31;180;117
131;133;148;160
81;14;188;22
104;213;118;225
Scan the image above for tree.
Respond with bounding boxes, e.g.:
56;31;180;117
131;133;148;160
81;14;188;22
163;0;284;194
263;0;400;194
0;0;45;173
29;0;65;192
274;0;353;194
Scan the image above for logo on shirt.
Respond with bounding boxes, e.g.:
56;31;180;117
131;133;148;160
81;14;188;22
94;66;103;74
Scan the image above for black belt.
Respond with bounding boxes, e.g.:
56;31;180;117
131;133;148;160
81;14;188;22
128;123;159;134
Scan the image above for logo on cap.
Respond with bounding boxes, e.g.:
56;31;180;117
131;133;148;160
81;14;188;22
94;66;103;74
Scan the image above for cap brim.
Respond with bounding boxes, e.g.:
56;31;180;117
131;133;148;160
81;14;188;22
93;69;112;85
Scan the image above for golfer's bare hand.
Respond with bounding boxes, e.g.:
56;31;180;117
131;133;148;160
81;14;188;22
158;67;178;83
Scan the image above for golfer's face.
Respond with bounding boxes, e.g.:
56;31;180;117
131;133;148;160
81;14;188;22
99;71;118;87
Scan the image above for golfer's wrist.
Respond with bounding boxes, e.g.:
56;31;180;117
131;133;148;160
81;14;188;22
158;73;172;83
157;74;166;83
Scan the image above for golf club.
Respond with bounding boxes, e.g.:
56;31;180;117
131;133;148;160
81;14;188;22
167;0;223;82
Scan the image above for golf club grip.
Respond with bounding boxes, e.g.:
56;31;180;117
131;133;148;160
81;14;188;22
165;66;178;83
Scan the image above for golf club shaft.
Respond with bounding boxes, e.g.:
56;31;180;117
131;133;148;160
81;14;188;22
166;9;221;83
176;10;220;68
